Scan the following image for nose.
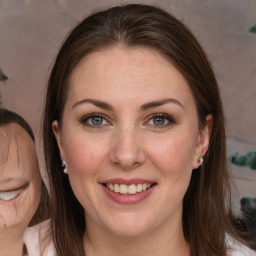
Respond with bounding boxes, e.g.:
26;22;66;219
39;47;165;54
109;127;146;170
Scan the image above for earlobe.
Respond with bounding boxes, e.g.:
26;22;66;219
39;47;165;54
193;114;213;169
52;120;65;160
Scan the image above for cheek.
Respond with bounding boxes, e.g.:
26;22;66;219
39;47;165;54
0;213;6;230
148;132;197;176
0;178;41;231
63;133;108;176
0;193;33;229
26;167;43;218
148;134;196;213
29;177;42;214
63;135;108;206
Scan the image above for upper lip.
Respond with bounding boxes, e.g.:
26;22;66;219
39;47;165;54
100;178;156;185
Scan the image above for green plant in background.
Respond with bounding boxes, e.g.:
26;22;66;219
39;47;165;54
241;198;256;222
249;25;256;34
231;151;256;170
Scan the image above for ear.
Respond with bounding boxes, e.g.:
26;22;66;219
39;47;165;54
193;114;213;169
52;120;66;161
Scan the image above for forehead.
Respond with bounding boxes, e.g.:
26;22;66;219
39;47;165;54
68;46;194;106
71;46;182;83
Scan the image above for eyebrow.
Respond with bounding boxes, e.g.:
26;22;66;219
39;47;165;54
141;98;185;111
72;99;113;110
72;98;184;111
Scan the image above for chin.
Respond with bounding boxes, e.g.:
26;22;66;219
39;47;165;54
104;213;152;238
109;225;149;238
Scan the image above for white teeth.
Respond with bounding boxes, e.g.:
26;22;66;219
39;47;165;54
0;189;22;201
136;183;142;192
106;183;153;195
128;184;136;194
119;184;128;194
113;184;119;193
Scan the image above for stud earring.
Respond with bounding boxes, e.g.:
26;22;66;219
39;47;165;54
61;160;68;174
198;156;204;166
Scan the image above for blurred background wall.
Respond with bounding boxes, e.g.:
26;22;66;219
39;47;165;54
0;0;256;213
1;0;255;144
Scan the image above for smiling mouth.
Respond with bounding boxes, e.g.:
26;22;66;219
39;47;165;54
104;183;156;195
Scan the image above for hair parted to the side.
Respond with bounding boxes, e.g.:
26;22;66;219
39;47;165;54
0;108;50;226
43;4;245;256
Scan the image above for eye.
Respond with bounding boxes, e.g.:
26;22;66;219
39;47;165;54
81;113;110;127
147;114;175;127
0;189;22;201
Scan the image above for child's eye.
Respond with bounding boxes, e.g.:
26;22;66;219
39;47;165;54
147;114;175;127
82;114;109;127
0;189;22;201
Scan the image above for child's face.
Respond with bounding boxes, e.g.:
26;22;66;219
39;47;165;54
0;123;41;237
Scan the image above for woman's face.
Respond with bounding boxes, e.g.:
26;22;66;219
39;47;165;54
0;123;41;237
53;47;211;237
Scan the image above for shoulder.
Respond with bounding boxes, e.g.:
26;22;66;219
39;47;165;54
24;220;55;256
226;235;256;256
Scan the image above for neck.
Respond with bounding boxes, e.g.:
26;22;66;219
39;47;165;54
83;216;190;256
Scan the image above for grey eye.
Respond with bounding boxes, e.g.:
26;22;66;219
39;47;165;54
147;114;175;127
153;116;166;125
90;116;104;125
83;114;109;127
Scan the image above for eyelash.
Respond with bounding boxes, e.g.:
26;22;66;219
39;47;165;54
80;113;175;128
81;113;110;128
146;113;175;128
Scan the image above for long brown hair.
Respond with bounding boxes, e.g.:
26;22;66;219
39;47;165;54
43;4;244;255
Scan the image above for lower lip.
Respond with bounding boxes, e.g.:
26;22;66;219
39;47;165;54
102;185;155;204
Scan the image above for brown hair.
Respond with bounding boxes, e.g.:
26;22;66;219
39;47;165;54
0;108;50;226
43;4;244;256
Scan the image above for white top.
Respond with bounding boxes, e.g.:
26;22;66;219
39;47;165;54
24;221;256;256
226;234;256;256
23;220;55;256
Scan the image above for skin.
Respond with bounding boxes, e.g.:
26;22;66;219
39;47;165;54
0;123;41;256
53;46;212;256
